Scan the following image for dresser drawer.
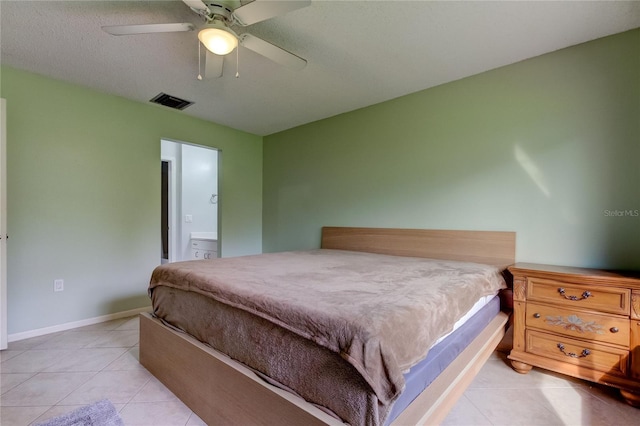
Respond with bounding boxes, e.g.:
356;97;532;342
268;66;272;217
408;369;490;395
526;277;630;315
526;302;629;347
526;329;629;376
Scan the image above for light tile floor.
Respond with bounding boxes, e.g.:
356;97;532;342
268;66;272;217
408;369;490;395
1;316;638;425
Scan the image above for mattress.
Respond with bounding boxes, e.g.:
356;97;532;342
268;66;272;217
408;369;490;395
149;250;506;425
387;295;500;424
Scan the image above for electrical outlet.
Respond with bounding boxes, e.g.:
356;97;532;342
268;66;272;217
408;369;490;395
54;279;64;292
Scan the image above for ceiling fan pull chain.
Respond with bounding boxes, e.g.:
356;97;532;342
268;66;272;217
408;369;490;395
236;44;240;78
197;40;203;80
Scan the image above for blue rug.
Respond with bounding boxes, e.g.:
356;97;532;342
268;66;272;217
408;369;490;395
34;399;124;426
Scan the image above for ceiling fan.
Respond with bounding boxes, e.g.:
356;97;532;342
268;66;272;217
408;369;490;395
102;0;310;78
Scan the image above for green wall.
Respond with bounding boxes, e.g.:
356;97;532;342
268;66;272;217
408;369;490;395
3;28;639;335
1;67;262;334
263;29;640;270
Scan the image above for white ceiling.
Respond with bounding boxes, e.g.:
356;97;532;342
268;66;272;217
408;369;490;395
1;1;639;136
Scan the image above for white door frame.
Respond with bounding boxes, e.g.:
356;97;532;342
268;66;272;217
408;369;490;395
161;139;220;261
1;98;7;349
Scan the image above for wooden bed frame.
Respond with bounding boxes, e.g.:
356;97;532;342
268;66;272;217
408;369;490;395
140;227;515;425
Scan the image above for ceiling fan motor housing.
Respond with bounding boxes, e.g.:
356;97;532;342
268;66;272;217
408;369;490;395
203;3;234;23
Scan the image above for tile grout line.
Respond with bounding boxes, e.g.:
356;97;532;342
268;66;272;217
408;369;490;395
0;372;37;397
94;341;149;421
16;322;139;421
459;392;498;426
46;325;133;409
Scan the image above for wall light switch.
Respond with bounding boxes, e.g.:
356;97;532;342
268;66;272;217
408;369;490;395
185;215;193;223
54;279;64;292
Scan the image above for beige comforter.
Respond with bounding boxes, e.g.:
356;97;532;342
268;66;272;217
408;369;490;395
149;249;506;404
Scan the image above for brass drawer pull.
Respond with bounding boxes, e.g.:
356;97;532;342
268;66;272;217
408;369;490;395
558;288;591;301
533;313;541;318
610;327;619;333
557;343;590;358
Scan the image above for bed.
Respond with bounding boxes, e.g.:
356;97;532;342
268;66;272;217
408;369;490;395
140;227;515;425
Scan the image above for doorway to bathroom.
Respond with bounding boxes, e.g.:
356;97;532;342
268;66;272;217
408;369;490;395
161;139;220;263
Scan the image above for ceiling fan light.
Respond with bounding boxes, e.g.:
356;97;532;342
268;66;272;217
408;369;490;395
198;27;238;55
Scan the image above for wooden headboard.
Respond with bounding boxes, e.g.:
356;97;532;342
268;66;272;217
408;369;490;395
321;227;515;268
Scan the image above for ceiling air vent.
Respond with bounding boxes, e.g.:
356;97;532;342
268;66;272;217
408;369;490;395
150;93;194;110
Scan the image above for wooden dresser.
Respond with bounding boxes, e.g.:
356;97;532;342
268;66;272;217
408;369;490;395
508;263;640;407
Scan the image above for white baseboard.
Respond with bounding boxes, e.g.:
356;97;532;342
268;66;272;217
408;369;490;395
7;306;152;343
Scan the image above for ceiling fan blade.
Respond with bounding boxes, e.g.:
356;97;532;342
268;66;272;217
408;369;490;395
181;0;210;14
102;23;195;36
233;0;311;26
239;33;306;70
205;50;224;79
